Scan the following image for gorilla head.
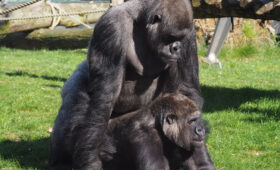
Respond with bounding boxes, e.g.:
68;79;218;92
145;0;193;63
100;93;213;170
91;0;196;77
151;93;206;151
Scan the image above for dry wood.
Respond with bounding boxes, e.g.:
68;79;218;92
0;28;93;49
0;1;109;34
111;0;124;6
192;0;280;20
1;0;279;35
27;28;93;40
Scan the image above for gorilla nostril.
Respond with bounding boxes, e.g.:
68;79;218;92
170;42;181;54
195;126;205;136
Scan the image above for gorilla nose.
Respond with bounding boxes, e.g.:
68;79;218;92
195;126;205;136
170;42;181;54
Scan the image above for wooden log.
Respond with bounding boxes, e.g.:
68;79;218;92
27;28;93;41
1;0;280;36
192;0;280;21
0;28;93;49
0;1;109;35
1;0;279;35
111;0;125;6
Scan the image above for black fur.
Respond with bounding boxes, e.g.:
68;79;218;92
51;91;215;170
102;93;215;170
50;0;207;169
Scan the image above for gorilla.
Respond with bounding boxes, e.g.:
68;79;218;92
50;0;206;169
101;93;215;170
50;92;215;170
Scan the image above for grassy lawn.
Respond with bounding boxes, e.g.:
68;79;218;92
199;42;280;169
0;42;279;169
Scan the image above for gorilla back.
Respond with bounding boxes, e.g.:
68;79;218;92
50;0;204;169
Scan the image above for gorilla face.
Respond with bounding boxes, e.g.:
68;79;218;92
159;93;206;151
163;110;206;151
146;14;186;64
186;112;206;148
145;0;193;64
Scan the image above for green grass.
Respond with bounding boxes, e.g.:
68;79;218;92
242;20;258;39
199;42;280;169
0;48;86;169
0;42;279;169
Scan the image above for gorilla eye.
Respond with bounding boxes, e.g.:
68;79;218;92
152;15;162;24
189;118;198;124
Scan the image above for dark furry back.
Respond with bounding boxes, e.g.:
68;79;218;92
49;61;116;168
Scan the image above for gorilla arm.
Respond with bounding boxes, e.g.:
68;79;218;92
73;9;134;170
176;26;203;110
182;144;216;170
171;26;213;169
129;128;170;170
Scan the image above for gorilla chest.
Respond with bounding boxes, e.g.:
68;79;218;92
113;77;162;114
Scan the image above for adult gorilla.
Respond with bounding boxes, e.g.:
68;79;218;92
50;0;206;169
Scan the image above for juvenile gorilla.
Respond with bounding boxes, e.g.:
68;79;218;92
50;0;205;169
50;91;215;169
102;93;215;170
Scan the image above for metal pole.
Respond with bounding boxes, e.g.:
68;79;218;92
206;17;233;68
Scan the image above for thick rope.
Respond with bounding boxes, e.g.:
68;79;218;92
0;9;108;21
49;2;92;29
46;0;61;29
0;0;42;15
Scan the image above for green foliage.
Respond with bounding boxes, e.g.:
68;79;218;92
234;41;258;58
218;41;259;59
242;20;257;39
0;43;279;169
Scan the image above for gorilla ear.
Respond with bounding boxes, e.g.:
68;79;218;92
166;114;177;125
152;14;162;24
163;114;180;145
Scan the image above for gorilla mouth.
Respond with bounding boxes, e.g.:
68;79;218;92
194;139;203;143
158;47;179;64
161;54;179;63
193;139;204;144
